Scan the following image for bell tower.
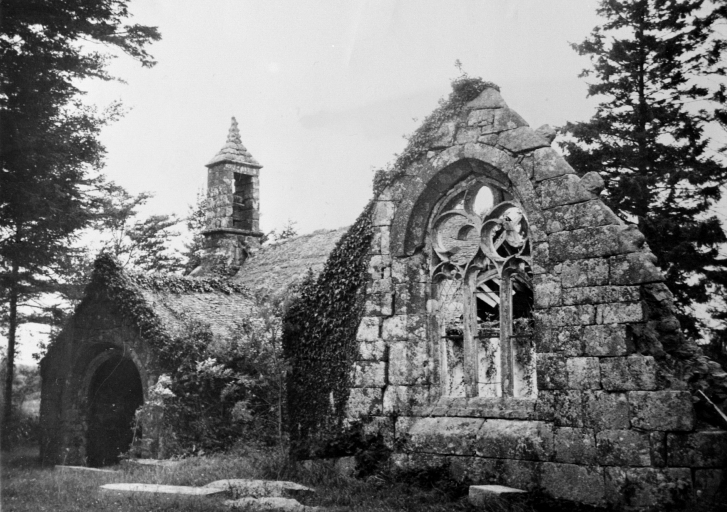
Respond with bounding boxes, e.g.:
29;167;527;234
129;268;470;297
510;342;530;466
194;117;263;275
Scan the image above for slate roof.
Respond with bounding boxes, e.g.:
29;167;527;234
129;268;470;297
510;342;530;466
234;227;349;295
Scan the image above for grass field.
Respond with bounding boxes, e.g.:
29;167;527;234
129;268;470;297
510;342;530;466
1;445;489;512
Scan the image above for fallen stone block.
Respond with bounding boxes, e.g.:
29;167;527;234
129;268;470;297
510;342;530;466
100;483;225;499
56;465;118;474
205;479;315;499
469;484;527;508
224;497;319;511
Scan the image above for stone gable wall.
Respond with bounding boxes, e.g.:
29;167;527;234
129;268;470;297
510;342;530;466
341;86;727;510
39;296;158;465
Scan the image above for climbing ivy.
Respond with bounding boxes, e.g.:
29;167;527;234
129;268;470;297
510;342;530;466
282;203;374;458
373;76;498;196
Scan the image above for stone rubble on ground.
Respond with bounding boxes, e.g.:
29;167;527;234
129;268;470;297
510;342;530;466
205;479;315;499
224;496;320;511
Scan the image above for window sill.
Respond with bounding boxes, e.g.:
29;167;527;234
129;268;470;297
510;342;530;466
411;396;539;420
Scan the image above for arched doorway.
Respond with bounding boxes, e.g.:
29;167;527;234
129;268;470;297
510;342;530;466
86;354;144;466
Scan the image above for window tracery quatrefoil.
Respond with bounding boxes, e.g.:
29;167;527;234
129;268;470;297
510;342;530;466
429;179;535;399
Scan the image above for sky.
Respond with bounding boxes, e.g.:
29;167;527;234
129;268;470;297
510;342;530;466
84;0;603;237
14;0;725;365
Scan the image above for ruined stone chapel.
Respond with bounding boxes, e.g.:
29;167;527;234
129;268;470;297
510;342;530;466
40;81;727;510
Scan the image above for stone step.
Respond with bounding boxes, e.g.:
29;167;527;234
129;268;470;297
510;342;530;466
469;484;528;509
205;479;315;499
100;483;226;499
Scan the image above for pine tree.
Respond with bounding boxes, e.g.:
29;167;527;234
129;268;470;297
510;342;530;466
0;0;160;425
559;0;727;335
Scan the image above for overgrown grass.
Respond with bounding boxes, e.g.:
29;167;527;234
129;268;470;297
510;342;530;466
2;445;610;511
1;445;482;511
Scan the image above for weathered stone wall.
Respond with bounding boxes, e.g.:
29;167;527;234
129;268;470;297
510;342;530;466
341;85;727;510
40;296;156;465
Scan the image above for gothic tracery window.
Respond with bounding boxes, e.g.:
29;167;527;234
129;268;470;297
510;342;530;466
430;178;535;398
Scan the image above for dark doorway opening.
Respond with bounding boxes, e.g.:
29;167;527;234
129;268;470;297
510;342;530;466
87;355;143;467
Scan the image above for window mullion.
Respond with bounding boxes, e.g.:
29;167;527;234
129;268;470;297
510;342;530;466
462;271;478;398
500;272;514;397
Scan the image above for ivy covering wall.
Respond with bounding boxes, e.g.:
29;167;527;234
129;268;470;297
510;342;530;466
283;204;374;458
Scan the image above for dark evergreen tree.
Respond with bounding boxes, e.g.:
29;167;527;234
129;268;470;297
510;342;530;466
559;0;727;335
0;0;160;425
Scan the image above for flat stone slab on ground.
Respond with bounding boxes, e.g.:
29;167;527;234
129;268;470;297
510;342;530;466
100;483;225;498
56;465;118;474
205;479;315;499
224;497;319;511
469;485;528;508
122;458;183;468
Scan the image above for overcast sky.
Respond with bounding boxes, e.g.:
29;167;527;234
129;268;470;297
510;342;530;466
84;0;604;237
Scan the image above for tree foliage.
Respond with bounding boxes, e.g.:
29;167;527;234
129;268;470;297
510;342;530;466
0;0;160;424
559;0;727;335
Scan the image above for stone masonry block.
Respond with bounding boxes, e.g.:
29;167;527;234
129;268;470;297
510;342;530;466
600;356;657;391
623;468;692;511
567;357;601;390
536;354;567;390
532;242;550;275
466;88;507;109
356;317;380;342
383;386;429;415
479;107;529;134
496;126;550;154
346;388;383;418
596;430;652;466
554;427;597;464
541;200;620;233
449;457;541;492
389;340;430;386
561;258;609;288
552;391;585;427
597;302;645;324
534;305;595;328
549;225;645;262
372;200;396;227
381;315;407;341
407;417;483;455
538;174;597;210
694;469;727;509
666;431;727;468
609;252;662;285
562;286;640;306
455;126;479;144
533;273;561;309
540;463;605;506
531;147;575;182
583;391;630;431
475;420;553;461
352;361;386;388
629;391;694;431
583;324;632;357
358;339;386;361
537;326;583;356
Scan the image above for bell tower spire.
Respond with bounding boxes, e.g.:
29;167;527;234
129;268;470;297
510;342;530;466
193;117;263;275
